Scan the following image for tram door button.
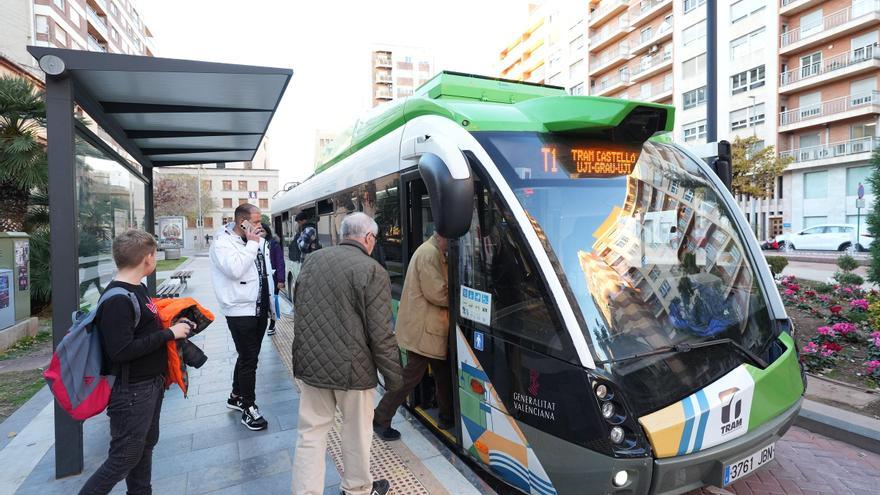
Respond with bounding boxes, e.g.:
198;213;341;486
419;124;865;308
473;331;484;351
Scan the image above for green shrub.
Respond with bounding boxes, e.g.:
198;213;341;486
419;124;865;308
767;256;789;275
837;254;859;272
835;271;865;286
814;282;835;293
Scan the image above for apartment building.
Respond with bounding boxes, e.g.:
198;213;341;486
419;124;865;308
371;45;434;106
775;0;880;237
498;1;590;94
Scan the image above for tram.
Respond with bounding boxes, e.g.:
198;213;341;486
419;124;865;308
272;72;804;495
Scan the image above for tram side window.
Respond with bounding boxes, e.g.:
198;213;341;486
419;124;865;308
332;190;358;245
371;176;404;296
458;184;569;355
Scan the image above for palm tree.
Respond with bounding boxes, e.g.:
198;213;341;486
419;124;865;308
0;76;47;232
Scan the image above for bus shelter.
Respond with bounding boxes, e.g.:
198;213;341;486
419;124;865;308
26;46;291;478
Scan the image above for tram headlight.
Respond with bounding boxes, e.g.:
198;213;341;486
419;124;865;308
609;426;625;444
601;402;615;419
595;383;609;400
613;470;628;487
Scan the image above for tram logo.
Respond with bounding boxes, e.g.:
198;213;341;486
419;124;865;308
528;369;540;396
719;387;743;435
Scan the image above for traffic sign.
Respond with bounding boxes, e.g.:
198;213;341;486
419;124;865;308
857;199;866;209
858;182;865;199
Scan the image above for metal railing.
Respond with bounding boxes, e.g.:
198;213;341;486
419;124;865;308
87;35;107;53
591;72;630;94
638;79;674;100
779;136;876;162
779;46;880;86
633;21;673;49
375;74;392;83
589;16;630;46
631;51;673;76
87;6;107;33
779;90;880;125
630;0;671;23
375;57;391;66
589;43;630;71
590;0;629;24
781;0;800;6
780;1;880;47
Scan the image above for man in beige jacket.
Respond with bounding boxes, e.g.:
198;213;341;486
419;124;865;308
373;233;452;441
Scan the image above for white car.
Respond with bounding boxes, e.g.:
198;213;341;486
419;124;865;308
774;224;873;252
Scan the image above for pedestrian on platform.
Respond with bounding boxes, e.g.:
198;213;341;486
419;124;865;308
209;203;274;431
79;230;192;495
261;222;285;336
373;232;453;440
291;212;403;495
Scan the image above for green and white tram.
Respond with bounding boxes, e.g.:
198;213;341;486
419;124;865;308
272;72;804;495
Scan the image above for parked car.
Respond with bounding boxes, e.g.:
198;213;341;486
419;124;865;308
773;224;873;252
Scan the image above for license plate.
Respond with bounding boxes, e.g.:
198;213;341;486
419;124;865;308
723;443;775;486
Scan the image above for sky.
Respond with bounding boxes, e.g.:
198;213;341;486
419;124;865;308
140;0;531;186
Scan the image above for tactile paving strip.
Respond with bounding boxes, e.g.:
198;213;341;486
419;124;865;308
272;318;431;494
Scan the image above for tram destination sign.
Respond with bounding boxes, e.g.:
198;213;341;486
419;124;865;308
538;140;640;179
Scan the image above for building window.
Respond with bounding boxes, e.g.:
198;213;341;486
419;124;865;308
222;180;232;191
749;103;765;126
730;28;766;61
664;73;673;91
731;103;764;130
569;59;584;80
683;20;706;47
238;180;247;191
110;2;119;16
35;15;48;34
187;217;196;229
640;27;653;44
684;0;706;14
259;198;269;209
258;180;268;192
571;82;584;95
223;198;232;208
202;180;212;191
658;280;671;297
238;198;248;205
683;87;706;110
682;53;707;80
683;120;707;142
778;176;784;199
53;0;64;10
731;0;764;24
204;217;214;229
846;165;873;197
54;26;67;46
804;171;828;199
570;35;584;53
730;65;765;94
803;216;828;228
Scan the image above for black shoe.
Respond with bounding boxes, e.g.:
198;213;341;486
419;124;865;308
226;395;244;412
241;404;268;431
372;422;401;441
438;417;454;431
342;479;390;495
266;326;276;336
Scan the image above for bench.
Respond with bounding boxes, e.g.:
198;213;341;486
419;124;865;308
156;279;183;299
170;270;193;284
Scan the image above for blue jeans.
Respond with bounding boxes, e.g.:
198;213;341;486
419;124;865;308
79;375;164;495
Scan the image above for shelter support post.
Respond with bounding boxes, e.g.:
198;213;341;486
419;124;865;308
144;166;156;295
46;74;84;478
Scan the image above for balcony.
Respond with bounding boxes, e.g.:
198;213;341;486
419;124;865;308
636;80;674;103
375;74;392;84
590;72;631;96
87;6;108;38
374;57;392;67
779;136;876;166
779;1;880;55
630;21;674;57
589;16;633;53
630;51;673;82
781;0;833;17
375;90;392;100
89;0;108;14
629;0;673;28
87;35;107;53
589;43;632;74
589;0;629;27
779;46;880;94
779;91;880;131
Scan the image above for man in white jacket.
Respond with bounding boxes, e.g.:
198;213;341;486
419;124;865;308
209;203;274;431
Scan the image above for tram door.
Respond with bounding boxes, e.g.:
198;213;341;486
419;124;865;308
399;170;459;444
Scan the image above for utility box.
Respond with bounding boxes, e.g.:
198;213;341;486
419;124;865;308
0;232;31;323
0;269;14;330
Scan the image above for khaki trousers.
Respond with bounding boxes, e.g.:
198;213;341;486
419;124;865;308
292;380;374;495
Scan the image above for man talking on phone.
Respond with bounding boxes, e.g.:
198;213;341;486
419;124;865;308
210;203;274;431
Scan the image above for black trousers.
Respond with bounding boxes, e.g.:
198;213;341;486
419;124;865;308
79;375;165;495
228;314;268;406
373;351;453;429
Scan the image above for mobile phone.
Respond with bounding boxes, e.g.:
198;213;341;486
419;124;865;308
241;220;253;231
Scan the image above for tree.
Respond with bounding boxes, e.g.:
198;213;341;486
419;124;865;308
0;76;47;232
154;174;215;223
866;151;880;284
730;135;793;199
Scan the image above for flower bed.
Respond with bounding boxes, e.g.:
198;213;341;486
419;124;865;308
779;275;880;389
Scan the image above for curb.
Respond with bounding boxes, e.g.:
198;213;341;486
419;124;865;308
795;399;880;455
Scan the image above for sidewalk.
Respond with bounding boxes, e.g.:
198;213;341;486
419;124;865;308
0;256;490;494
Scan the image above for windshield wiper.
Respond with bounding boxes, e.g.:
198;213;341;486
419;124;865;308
597;338;768;368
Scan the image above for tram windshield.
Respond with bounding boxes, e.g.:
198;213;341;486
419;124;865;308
475;132;776;415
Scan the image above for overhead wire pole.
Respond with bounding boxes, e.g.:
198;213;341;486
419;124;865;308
706;0;718;143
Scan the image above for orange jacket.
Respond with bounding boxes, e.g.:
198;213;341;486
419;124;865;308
153;298;215;396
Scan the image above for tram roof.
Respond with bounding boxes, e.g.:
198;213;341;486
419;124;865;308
314;71;674;174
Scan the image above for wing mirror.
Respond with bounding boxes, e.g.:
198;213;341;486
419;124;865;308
418;152;474;239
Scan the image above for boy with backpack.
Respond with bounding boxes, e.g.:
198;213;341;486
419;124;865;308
78;230;191;495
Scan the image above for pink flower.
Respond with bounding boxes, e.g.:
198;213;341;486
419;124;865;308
871;331;880;339
803;342;818;354
821;349;835;358
831;322;856;335
817;326;836;336
784;289;795;296
805;290;817;297
843;287;854;294
866;360;880;374
818;295;831;302
830;305;843;314
850;299;869;311
822;342;843;353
